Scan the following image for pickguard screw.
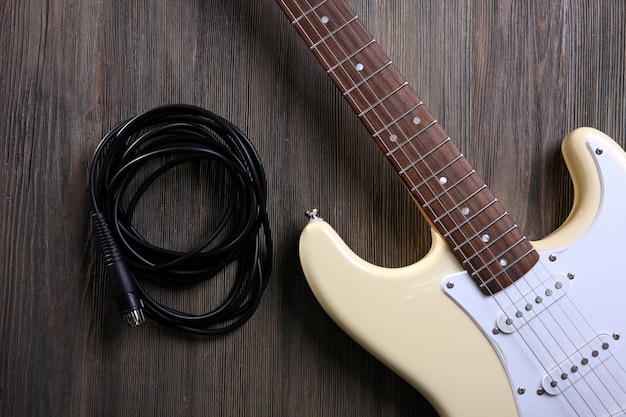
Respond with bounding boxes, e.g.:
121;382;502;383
614;333;620;341
518;387;526;395
446;282;455;289
549;254;557;262
567;272;575;280
492;328;501;335
596;148;604;155
537;388;545;395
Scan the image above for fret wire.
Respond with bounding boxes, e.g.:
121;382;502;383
343;62;392;96
461;224;517;263
385;117;433;156
469;236;527;276
410;154;463;194
291;0;328;24
310;15;359;49
327;39;376;73
333;49;405;116
372;102;424;138
477;247;537;287
414;163;479;199
437;198;496;229
444;190;494;239
446;210;508;242
289;4;340;75
397;135;449;174
431;172;485;224
358;82;408;117
435;180;487;232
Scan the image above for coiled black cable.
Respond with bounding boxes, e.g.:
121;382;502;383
88;104;272;335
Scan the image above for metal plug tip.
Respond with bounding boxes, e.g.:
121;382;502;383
124;309;146;327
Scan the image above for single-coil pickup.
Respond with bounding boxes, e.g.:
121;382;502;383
541;334;616;396
496;276;570;334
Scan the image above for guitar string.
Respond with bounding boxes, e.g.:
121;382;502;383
282;0;625;413
286;3;624;412
286;0;578;384
282;0;591;405
292;3;626;411
286;1;620;414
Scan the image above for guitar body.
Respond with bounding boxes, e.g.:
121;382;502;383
299;128;626;416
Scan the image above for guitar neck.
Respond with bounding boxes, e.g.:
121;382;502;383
277;0;539;295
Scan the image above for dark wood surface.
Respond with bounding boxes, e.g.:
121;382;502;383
1;1;624;416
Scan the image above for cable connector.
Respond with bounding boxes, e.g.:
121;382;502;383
92;212;146;327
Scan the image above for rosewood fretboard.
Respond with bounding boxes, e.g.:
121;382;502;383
277;0;539;295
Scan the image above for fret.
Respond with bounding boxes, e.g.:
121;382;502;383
414;155;464;201
420;183;487;231
310;15;358;49
469;236;527;277
343;61;392;96
367;89;422;136
326;39;391;88
411;161;481;207
358;82;407;117
435;195;494;229
310;21;372;72
290;0;328;23
329;44;401;114
433;186;496;234
453;217;516;255
379;108;440;153
395;135;449;173
327;39;376;73
461;224;517;261
477;249;539;294
278;0;328;24
431;172;485;224
437;200;499;244
444;206;512;273
445;208;507;242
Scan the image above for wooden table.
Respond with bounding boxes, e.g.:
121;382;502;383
1;1;624;416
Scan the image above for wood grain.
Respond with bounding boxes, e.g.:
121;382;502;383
1;1;624;416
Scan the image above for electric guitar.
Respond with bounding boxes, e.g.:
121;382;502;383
275;1;626;416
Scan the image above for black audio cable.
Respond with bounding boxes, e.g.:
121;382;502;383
88;104;272;335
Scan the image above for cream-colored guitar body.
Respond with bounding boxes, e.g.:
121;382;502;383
299;128;626;417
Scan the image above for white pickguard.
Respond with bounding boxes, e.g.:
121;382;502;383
443;138;626;416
